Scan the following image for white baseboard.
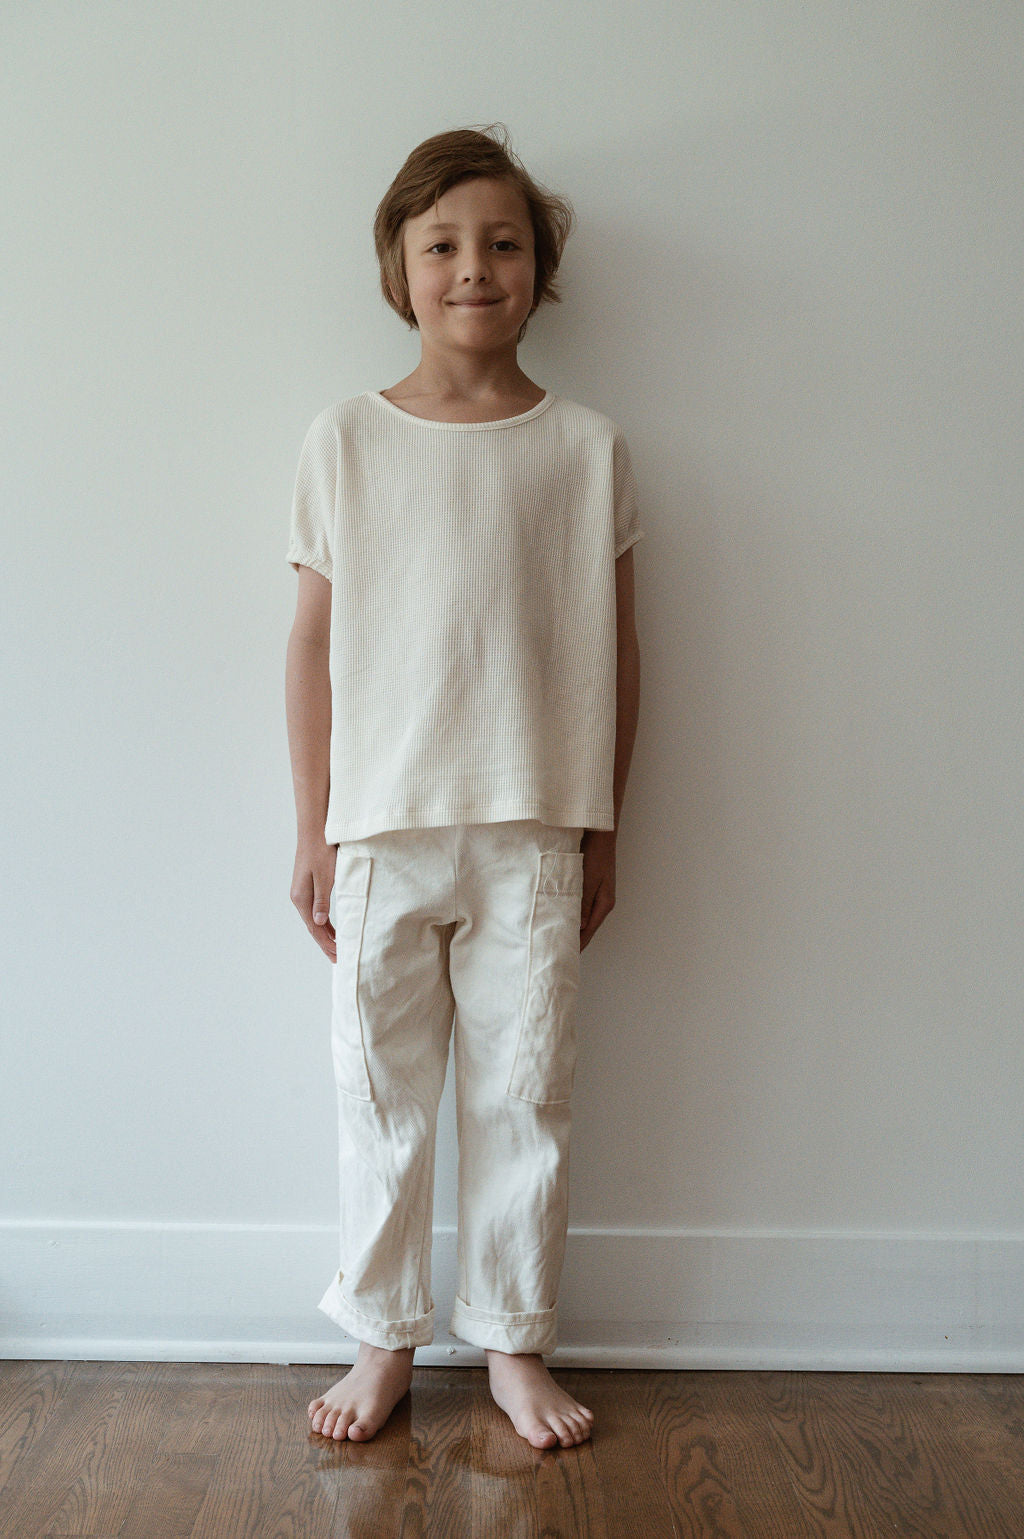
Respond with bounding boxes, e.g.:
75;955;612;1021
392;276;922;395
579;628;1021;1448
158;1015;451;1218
4;1220;1023;1371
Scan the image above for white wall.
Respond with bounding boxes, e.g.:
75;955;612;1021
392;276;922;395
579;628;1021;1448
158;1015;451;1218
3;1;1023;1368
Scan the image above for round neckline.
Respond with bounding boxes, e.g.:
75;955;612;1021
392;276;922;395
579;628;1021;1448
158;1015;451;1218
366;389;555;429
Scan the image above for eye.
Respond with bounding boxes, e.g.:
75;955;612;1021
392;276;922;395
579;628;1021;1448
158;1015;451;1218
426;240;520;254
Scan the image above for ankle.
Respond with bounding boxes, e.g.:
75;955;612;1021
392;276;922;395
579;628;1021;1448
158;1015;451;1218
358;1341;416;1361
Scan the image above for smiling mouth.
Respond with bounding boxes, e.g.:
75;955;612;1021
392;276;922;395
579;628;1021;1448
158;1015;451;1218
452;299;500;306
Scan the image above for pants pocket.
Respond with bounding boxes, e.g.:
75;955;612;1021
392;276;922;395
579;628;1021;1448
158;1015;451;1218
329;850;374;1102
506;848;584;1106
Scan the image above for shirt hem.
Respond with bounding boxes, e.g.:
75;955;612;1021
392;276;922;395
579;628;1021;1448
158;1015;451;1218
287;549;333;581
614;528;644;559
326;800;615;842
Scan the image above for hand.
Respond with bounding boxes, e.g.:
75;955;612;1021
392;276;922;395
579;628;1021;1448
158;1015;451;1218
580;830;616;951
291;841;338;961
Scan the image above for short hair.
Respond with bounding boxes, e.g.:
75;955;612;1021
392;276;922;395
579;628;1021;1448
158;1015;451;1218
373;123;575;343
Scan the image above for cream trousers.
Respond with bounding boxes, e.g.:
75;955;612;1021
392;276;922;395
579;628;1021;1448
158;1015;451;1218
317;818;585;1355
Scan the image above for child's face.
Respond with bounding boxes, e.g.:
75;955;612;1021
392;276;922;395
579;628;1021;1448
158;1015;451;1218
398;177;536;353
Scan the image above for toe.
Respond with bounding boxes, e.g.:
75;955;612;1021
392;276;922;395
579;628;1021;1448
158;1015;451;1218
529;1421;558;1448
552;1415;575;1447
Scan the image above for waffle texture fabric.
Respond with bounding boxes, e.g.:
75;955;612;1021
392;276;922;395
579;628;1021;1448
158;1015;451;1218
287;389;644;841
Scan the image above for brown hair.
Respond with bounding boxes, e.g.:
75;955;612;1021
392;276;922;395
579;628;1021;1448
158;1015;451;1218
373;123;575;344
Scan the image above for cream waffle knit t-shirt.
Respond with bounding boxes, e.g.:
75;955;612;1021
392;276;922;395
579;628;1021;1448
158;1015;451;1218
286;389;644;842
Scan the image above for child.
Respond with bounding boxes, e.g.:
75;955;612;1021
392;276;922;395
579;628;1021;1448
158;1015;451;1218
285;123;643;1450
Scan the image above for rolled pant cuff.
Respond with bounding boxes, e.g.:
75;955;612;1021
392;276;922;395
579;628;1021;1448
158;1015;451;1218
317;1271;434;1350
449;1294;558;1355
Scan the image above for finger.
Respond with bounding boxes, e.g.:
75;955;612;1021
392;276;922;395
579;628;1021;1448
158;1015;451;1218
307;917;335;954
307;916;337;961
309;866;335;940
299;880;336;960
580;894;612;949
312;856;336;921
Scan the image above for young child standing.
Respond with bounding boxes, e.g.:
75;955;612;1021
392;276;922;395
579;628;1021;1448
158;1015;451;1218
285;124;643;1450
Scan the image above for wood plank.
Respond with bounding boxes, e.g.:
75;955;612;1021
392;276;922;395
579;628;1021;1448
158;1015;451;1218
634;1369;747;1539
584;1369;687;1538
682;1371;821;1538
0;1361;133;1537
0;1361;78;1495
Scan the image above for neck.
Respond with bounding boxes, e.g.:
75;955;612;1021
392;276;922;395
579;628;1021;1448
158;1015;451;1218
402;347;537;404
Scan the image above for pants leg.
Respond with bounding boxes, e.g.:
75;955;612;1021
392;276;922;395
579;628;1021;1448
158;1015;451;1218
317;827;456;1349
447;819;585;1355
317;818;584;1357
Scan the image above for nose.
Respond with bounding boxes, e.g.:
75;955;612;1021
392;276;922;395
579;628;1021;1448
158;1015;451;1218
458;242;492;284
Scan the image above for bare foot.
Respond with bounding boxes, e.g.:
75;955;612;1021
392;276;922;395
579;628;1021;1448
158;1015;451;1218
485;1349;595;1449
308;1342;415;1440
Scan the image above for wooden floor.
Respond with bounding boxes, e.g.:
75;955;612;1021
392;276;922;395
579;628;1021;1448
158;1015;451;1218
1;1361;1022;1537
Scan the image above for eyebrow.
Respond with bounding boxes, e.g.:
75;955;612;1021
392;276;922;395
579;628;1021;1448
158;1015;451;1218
418;220;526;235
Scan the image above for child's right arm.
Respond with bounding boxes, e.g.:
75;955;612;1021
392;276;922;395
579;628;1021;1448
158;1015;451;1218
285;563;337;961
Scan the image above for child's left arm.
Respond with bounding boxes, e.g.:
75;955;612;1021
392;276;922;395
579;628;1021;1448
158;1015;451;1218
580;546;640;950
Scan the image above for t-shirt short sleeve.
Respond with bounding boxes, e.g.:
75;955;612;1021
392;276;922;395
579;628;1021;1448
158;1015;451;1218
612;428;645;559
286;409;337;581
